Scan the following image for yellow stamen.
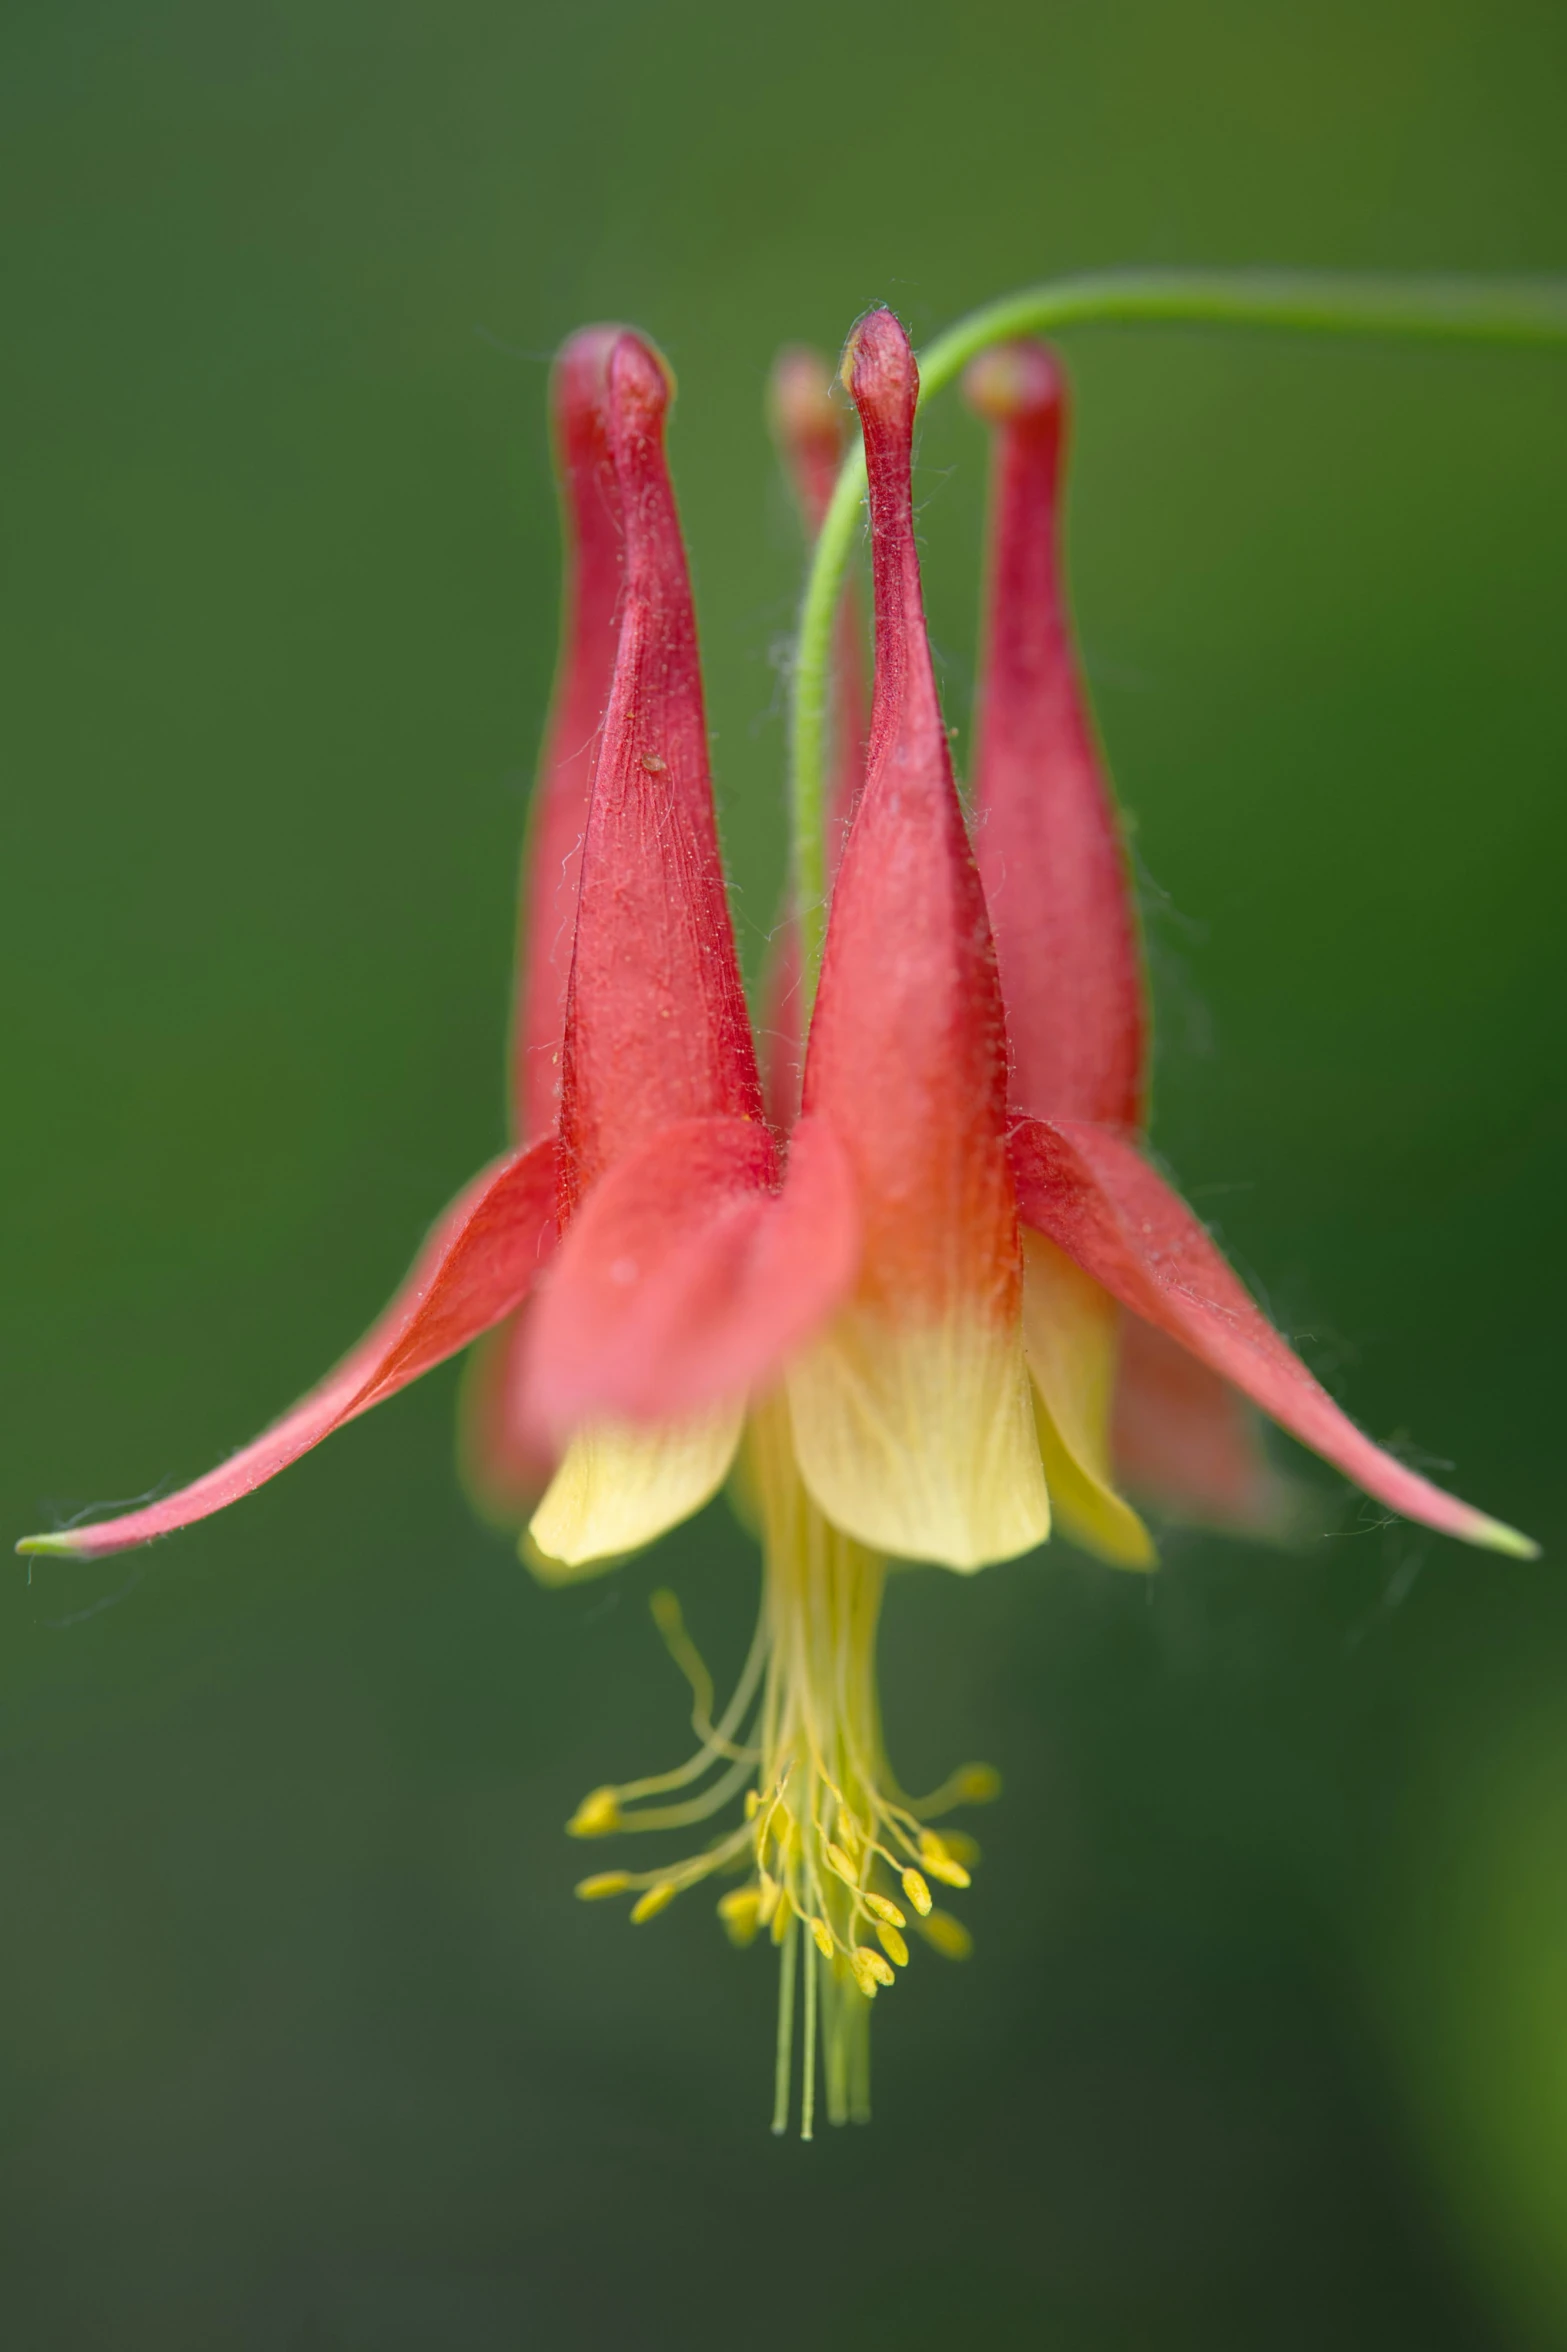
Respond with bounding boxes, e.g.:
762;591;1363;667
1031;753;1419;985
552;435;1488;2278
567;1786;622;1838
849;1948;884;1998
575;1872;633;1900
917;1830;973;1888
562;1398;987;2136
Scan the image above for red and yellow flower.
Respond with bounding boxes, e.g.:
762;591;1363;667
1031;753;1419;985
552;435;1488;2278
20;303;1534;2137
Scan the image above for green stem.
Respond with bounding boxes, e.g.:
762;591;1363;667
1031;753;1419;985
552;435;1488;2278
787;268;1567;1001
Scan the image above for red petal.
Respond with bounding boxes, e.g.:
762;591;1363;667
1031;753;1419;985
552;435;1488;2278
559;333;762;1213
806;310;1019;1316
22;1140;558;1560
1111;1312;1305;1539
512;327;627;1145
1010;1115;1535;1555
763;346;869;1127
965;344;1146;1133
524;1112;857;1437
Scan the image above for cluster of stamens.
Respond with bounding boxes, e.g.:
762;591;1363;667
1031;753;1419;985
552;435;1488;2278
566;1408;999;2136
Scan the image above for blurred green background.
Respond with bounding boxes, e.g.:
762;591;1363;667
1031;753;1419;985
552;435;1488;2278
4;1;1565;2344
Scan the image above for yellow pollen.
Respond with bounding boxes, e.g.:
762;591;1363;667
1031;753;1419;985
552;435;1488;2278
918;1830;973;1888
574;1872;634;1900
849;1948;884;1998
630;1881;679;1924
824;1842;859;1887
745;1789;761;1820
901;1869;933;1917
567;1786;622;1838
809;1917;834;1959
864;1893;905;1929
876;1922;910;1968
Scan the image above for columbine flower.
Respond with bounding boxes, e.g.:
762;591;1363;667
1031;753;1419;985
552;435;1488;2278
19;299;1535;2141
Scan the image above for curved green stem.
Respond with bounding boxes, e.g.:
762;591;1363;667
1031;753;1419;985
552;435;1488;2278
787;268;1567;1000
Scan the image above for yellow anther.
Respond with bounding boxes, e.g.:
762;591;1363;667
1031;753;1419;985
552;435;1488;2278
809;1917;834;1959
769;1885;794;1945
574;1872;633;1901
954;1762;1002;1805
717;1886;762;1947
918;1830;972;1888
744;1789;761;1820
757;1871;782;1925
567;1786;622;1838
900;1868;933;1917
630;1882;678;1924
849;1948;883;1999
834;1812;861;1858
918;1909;974;1961
648;1587;683;1636
876;1921;910;1968
824;1842;858;1887
864;1893;906;1929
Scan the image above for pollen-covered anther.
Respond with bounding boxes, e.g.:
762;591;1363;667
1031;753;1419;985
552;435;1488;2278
853;1945;896;1991
875;1922;910;1968
567;1785;623;1837
953;1764;1002;1805
575;1871;634;1900
809;1917;834;1959
630;1881;679;1924
917;1830;973;1889
824;1841;859;1887
900;1868;933;1917
863;1892;906;1929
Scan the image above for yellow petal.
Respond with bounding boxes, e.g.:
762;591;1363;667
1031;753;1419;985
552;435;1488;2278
526;1407;743;1578
1021;1230;1155;1570
785;1306;1049;1570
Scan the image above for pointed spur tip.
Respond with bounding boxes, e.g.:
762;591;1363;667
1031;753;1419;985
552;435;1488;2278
840;306;917;418
553;320;633;382
1465;1513;1542;1561
962;339;1066;426
607;329;677;426
16;1530;90;1559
